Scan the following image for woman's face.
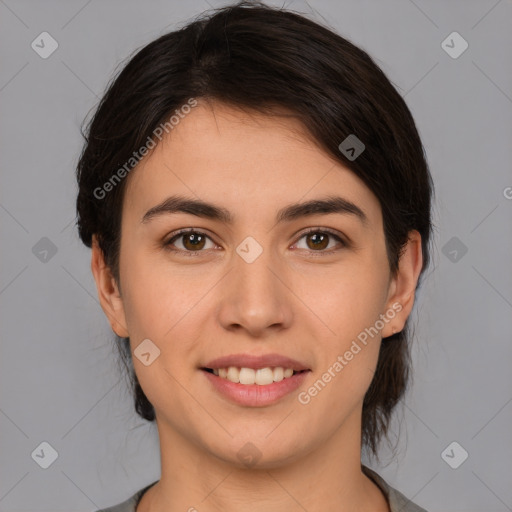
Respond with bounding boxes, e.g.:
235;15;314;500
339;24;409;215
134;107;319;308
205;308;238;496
93;101;420;468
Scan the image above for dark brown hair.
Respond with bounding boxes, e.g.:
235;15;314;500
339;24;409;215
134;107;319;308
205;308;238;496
76;1;434;457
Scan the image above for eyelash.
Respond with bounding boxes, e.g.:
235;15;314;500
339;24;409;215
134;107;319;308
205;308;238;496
163;227;347;257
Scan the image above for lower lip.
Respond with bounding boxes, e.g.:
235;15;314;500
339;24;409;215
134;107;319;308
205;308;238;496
201;369;311;407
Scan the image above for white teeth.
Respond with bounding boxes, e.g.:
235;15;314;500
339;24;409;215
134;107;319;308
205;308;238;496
227;366;240;383
273;367;284;382
212;366;300;385
239;367;256;385
255;368;274;385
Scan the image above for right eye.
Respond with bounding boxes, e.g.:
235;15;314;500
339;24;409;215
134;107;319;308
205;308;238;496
164;229;217;255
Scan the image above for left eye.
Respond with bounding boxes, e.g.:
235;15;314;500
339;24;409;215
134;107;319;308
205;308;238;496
293;229;345;252
164;229;346;254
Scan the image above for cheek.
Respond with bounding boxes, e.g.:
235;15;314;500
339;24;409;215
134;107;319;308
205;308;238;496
305;253;389;394
119;245;199;340
119;251;204;419
306;258;390;341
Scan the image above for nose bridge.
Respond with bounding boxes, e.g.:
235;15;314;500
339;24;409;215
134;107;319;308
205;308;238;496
237;245;280;297
217;235;292;333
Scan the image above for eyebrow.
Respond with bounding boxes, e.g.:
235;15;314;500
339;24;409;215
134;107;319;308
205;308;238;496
141;194;368;227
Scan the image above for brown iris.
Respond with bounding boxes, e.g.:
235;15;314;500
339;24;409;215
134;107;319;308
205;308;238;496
182;232;207;251
305;232;329;250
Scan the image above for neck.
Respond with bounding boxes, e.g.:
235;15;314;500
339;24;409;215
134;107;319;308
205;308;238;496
137;408;389;512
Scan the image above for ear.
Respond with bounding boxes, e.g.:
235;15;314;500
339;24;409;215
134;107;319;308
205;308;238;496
90;234;129;338
381;230;423;338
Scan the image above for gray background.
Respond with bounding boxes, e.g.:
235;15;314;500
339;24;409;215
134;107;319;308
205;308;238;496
1;0;511;511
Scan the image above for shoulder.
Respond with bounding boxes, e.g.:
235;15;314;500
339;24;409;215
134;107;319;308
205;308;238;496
96;481;158;512
362;465;429;512
95;495;136;512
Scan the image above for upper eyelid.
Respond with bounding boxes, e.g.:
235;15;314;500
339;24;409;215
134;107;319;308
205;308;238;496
165;228;217;245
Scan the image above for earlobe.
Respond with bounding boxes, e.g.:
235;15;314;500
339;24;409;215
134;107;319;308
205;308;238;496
90;235;129;338
381;231;423;338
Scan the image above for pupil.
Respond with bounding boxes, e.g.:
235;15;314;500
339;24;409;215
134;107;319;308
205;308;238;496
185;233;204;249
309;233;328;250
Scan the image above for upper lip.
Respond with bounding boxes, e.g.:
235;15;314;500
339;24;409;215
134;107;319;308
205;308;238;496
203;353;310;371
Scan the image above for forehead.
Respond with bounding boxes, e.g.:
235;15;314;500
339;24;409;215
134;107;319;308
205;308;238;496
122;101;382;228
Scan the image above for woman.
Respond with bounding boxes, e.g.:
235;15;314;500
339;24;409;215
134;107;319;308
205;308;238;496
76;2;433;511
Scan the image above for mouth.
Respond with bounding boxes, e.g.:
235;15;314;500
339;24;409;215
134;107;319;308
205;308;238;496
200;353;311;406
200;354;312;407
201;366;309;386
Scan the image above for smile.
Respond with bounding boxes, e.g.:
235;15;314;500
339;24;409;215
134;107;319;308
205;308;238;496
203;366;304;385
201;367;311;407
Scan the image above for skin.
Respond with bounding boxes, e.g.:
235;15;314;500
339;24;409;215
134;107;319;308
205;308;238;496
91;100;423;512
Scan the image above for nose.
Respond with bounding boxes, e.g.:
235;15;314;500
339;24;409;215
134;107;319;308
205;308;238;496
216;244;293;337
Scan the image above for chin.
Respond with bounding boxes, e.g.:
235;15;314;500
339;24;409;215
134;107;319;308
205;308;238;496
204;434;309;471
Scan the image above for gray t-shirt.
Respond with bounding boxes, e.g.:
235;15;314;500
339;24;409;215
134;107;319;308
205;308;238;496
96;465;428;512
